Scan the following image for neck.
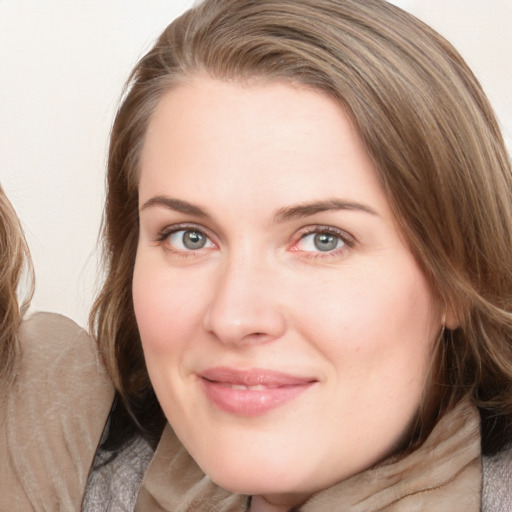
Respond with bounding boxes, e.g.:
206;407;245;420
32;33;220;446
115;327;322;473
249;494;305;512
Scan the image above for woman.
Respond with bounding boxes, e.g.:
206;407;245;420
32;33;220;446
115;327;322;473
0;185;114;509
86;0;512;510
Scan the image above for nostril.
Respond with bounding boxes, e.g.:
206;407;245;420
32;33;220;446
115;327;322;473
239;332;277;345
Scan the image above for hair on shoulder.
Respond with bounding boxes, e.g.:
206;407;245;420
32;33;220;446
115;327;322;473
0;185;33;384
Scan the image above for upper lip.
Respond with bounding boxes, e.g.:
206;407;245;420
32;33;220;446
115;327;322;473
199;366;317;387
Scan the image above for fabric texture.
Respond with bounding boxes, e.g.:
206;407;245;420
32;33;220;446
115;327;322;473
85;395;492;511
136;396;481;511
482;443;512;511
0;312;114;512
82;430;153;512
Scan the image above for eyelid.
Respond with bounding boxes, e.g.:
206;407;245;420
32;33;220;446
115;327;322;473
289;225;356;254
156;222;211;240
155;223;217;252
153;222;355;257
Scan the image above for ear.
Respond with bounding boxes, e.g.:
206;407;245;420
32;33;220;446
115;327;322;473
443;304;460;331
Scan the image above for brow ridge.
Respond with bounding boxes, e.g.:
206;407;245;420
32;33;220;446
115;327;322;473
141;196;376;222
140;196;208;217
273;199;377;223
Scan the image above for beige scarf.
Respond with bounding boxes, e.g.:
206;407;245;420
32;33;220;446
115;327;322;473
136;397;481;512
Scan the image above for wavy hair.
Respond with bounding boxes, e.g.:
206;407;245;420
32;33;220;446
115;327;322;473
91;0;512;452
0;185;33;384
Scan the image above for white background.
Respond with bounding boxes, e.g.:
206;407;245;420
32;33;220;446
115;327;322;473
1;0;511;329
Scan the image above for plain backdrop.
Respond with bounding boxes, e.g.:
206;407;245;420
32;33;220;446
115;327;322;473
1;0;511;329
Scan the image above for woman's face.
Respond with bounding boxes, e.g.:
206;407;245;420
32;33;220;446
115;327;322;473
133;77;442;507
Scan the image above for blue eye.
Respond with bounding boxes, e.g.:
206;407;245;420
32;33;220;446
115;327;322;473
297;231;345;252
167;229;213;251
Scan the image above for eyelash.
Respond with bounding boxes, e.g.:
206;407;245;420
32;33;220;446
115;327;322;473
155;223;355;259
155;223;216;258
289;225;355;259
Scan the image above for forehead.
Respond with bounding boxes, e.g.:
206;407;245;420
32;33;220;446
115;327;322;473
138;77;390;218
141;77;352;158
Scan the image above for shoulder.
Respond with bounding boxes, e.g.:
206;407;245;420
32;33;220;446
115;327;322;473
482;443;512;511
0;312;115;511
14;311;112;411
19;311;100;365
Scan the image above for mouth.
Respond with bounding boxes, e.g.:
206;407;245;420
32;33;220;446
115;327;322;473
198;367;317;416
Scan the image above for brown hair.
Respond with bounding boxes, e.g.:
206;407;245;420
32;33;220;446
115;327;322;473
0;185;33;384
91;0;512;452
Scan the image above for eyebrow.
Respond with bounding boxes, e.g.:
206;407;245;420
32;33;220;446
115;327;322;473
273;199;378;222
140;196;208;217
140;195;377;221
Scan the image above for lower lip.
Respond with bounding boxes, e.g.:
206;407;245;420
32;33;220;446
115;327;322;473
200;379;314;416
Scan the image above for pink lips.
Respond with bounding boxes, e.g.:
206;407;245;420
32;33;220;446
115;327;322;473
199;367;316;416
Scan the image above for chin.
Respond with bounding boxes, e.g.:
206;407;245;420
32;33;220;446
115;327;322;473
209;469;317;512
203;458;312;497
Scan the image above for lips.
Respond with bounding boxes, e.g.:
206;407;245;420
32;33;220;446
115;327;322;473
198;367;316;416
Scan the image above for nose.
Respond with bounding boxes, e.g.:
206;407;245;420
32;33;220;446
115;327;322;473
202;255;287;347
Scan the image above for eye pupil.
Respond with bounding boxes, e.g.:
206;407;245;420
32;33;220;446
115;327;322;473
183;230;206;250
314;233;338;251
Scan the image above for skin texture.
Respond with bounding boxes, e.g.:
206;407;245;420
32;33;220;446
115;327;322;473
133;77;443;511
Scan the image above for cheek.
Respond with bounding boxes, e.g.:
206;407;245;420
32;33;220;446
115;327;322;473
297;260;439;381
132;256;205;355
352;267;439;403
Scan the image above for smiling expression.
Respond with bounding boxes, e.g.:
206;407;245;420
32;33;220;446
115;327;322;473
133;77;443;508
